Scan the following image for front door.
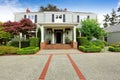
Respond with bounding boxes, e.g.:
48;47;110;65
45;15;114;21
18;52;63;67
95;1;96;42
55;30;63;43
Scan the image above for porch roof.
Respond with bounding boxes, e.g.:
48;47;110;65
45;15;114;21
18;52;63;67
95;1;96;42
38;23;78;27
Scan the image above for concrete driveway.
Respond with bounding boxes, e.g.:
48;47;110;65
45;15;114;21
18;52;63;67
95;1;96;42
0;50;120;80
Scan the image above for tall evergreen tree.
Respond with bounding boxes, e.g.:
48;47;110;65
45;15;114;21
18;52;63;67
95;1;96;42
39;4;63;12
103;8;120;27
109;9;117;25
103;14;110;28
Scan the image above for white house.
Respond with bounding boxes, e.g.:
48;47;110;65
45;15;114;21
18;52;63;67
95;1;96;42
14;9;97;49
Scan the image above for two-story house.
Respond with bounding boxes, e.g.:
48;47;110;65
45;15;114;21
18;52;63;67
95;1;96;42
14;9;97;49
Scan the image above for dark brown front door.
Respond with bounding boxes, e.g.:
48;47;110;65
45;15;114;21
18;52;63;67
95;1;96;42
55;30;63;43
56;32;61;43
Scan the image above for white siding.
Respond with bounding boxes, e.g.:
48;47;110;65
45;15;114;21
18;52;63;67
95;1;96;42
15;12;97;23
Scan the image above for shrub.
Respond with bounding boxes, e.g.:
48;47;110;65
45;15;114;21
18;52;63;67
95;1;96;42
17;47;39;55
65;37;71;44
29;37;39;47
108;42;120;52
108;46;120;52
103;41;107;46
33;47;39;52
77;37;88;46
110;42;120;47
108;46;114;51
17;49;34;55
91;40;105;48
0;46;18;54
79;45;102;52
0;51;6;55
7;40;29;48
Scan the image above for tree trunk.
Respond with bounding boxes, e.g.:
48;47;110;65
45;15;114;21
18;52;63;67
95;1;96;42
19;33;22;48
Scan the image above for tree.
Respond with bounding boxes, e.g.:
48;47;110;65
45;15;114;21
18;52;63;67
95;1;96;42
0;22;11;45
109;9;117;25
117;6;120;12
19;18;36;35
103;14;110;28
39;4;63;12
103;7;120;27
0;21;3;26
80;19;106;40
37;27;41;42
3;19;36;48
3;21;22;35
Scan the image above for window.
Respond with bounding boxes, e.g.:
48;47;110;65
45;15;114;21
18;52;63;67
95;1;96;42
28;15;30;18
59;15;62;19
52;14;54;22
63;14;65;22
87;15;90;19
24;15;26;18
56;15;62;19
77;15;79;23
56;15;58;19
35;15;37;23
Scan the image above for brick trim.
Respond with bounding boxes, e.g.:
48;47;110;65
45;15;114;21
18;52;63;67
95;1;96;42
67;54;86;80
39;54;53;80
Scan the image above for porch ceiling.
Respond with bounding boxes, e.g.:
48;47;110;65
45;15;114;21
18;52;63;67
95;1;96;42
38;23;78;27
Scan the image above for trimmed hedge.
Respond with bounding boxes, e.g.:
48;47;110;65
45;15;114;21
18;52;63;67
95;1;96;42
7;40;29;48
77;37;89;46
108;42;120;52
79;45;102;52
108;46;120;52
17;47;39;55
0;46;18;55
29;37;39;47
91;40;105;48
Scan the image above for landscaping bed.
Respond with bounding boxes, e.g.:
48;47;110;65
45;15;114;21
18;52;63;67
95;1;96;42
0;46;19;55
0;46;39;55
77;37;106;53
109;42;120;52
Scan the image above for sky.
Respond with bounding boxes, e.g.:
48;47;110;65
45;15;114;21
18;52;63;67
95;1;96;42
0;0;120;26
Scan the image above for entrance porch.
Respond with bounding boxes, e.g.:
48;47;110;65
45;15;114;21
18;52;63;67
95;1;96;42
39;23;78;49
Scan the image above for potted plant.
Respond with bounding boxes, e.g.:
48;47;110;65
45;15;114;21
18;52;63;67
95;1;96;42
65;37;71;44
47;38;51;44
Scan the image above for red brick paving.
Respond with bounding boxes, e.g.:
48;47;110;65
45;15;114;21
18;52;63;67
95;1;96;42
39;54;86;80
39;54;53;80
67;54;86;80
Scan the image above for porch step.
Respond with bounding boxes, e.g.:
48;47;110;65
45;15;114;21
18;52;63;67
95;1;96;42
45;44;73;49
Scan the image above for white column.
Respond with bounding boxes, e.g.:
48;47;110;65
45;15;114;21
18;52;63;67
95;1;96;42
63;28;65;44
73;26;76;42
52;29;55;44
41;26;44;42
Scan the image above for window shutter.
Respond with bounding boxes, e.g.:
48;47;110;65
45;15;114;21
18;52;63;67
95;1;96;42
63;14;65;22
35;15;37;23
77;15;79;23
52;14;54;22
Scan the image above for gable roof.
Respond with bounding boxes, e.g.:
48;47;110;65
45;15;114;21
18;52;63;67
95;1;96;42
104;24;120;33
